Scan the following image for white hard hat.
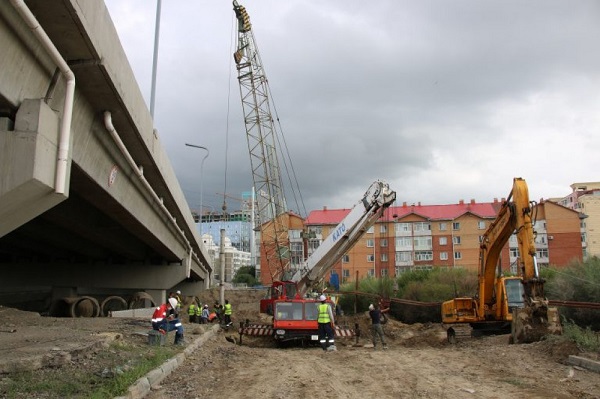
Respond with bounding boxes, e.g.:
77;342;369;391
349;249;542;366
168;298;178;309
368;304;375;311
176;290;181;295
204;304;208;308
319;295;326;301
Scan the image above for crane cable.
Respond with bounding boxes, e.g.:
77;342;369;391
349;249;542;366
251;30;307;218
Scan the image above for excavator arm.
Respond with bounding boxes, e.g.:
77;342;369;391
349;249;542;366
443;177;561;343
478;178;537;316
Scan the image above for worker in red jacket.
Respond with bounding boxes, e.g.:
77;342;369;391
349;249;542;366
151;297;185;345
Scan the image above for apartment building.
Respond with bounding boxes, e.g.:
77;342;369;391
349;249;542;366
553;182;600;258
304;199;582;284
202;234;252;284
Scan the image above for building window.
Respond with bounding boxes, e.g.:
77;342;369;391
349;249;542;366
367;254;375;262
381;253;388;262
454;251;462;259
439;237;447;245
342;269;350;278
452;222;460;231
308;239;320;254
309;226;322;235
440;252;448;260
396;236;412;248
396;252;412;262
452;236;461;245
414;251;433;261
367;268;375;277
510;248;519;258
367;226;374;234
366;239;374;248
439;222;447;231
414;236;432;249
479;235;484;243
380;239;388;247
396;223;411;233
380;224;387;233
537;248;549;258
342;254;350;263
414;222;431;232
381;269;388;277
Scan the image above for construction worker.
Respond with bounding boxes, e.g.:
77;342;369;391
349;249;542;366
224;299;233;326
151;297;185;345
200;304;210;324
368;303;389;350
168;291;182;318
213;302;223;324
188;302;198;324
317;294;336;351
195;301;203;323
175;290;183;315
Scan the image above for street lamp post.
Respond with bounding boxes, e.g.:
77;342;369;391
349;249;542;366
185;143;209;235
150;0;162;118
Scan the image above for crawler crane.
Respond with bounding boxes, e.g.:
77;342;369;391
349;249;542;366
232;1;396;343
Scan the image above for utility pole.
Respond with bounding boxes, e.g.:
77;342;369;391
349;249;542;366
220;228;225;305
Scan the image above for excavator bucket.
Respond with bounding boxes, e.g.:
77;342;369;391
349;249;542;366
511;306;562;344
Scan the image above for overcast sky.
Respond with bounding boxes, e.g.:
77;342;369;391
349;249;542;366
104;0;600;217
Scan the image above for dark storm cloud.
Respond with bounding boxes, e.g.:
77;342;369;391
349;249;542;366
106;0;600;215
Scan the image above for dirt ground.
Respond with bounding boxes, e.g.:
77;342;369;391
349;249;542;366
1;289;600;399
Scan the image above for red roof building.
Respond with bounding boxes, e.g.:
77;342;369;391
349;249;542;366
303;199;582;284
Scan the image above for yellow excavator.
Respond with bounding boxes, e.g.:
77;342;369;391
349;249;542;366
442;177;562;343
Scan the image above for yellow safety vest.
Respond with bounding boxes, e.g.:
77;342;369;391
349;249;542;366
188;304;196;315
317;303;331;323
224;303;232;315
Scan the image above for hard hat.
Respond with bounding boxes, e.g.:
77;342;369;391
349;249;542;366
368;304;375;311
176;290;181;295
168;298;178;309
204;304;208;308
319;295;326;301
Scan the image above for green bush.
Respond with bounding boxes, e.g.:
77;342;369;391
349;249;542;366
337;260;600;330
545;257;600;330
338;268;478;323
558;319;600;352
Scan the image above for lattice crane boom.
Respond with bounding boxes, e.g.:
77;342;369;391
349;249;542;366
233;1;290;282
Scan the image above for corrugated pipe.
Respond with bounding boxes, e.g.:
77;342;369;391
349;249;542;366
10;0;75;195
103;111;206;276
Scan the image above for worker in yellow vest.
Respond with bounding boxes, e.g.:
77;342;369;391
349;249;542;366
187;302;197;323
317;295;336;351
194;302;202;323
224;299;233;327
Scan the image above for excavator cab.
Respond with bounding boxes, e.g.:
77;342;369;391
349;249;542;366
504;278;524;310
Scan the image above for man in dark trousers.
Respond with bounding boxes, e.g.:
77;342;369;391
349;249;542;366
368;303;389;349
223;299;233;326
317;295;336;351
151;297;185;345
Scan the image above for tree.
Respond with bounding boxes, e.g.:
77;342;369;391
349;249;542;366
233;266;258;286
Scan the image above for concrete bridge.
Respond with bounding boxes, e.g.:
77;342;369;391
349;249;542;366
0;0;212;312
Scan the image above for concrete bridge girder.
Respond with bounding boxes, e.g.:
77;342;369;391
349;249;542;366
0;0;212;302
